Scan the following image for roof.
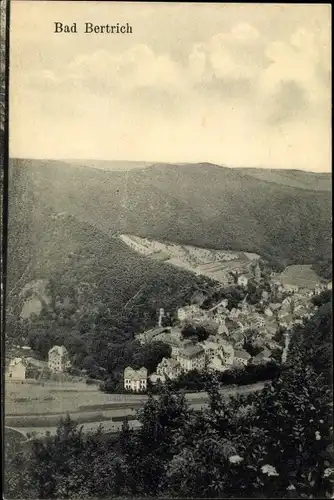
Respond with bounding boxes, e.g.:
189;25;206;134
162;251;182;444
124;366;148;380
269;303;281;310
234;349;251;360
8;357;26;367
179;344;204;359
142;326;170;340
159;357;180;369
201;341;220;351
48;345;68;356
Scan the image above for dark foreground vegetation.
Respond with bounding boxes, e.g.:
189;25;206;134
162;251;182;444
5;294;333;499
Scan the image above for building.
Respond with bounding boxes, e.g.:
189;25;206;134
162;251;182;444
234;349;251;366
136;326;171;345
229;308;240;319
200;341;224;363
124;366;148;392
327;282;332;291
248;315;266;329
208;355;227;373
6;358;27;380
177;304;202;323
176;344;205;372
264;307;273;318
221;343;235;365
252;348;272;365
48;345;71;373
156;357;182;380
238;275;248;287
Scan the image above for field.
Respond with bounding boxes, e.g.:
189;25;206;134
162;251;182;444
278;264;323;289
119;234;258;284
5;380;146;416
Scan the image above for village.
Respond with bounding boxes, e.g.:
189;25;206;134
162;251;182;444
124;262;332;391
6;260;332;394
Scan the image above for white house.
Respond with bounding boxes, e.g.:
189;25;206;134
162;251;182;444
264;307;273;318
177;305;201;323
238;275;248;287
6;357;27;380
124;366;148;392
48;345;71;373
221;343;235;366
156;357;181;380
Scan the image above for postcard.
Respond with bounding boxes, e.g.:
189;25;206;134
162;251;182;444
2;2;332;499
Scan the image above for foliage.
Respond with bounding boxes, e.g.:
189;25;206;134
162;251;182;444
181;323;210;342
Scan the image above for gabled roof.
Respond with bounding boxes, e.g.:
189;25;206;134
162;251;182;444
124;366;148;379
234;349;251;360
48;345;68;356
179;344;204;358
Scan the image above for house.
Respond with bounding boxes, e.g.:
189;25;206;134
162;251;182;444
278;309;289;320
200;341;224;362
156;357;181;380
6;358;27;380
229;308;240;319
264;307;273;318
177;304;202;323
233;349;251;366
176;344;205;372
284;284;299;293
249;315;266;329
262;290;269;301
124;366;148;392
327;282;332;291
136;326;171;345
282;296;292;308
238;275;248;287
252;348;272;365
48;345;71;373
208;354;227;373
230;328;245;348
269;302;282;311
221;343;235;365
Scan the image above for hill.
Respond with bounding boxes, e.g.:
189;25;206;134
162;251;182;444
6;206;216;351
8;159;332;274
238;167;331;192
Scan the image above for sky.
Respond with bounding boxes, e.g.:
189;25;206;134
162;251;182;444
9;2;331;171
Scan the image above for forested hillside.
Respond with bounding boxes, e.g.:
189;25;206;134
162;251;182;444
8;159;332;278
6;211;216;375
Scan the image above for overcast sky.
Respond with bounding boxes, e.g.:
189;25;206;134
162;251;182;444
9;2;331;171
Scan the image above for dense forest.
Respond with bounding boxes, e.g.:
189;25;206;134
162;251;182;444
5;292;333;499
6;213;218;377
8;159;332;280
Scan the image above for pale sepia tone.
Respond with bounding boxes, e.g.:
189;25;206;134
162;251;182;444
9;2;331;170
4;2;333;500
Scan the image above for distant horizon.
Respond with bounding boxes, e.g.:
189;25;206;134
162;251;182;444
10;155;331;175
9;3;331;173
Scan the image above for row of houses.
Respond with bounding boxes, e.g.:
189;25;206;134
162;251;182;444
6;345;71;380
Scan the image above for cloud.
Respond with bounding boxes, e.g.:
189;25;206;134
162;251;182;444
9;8;331;171
260;28;330;108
